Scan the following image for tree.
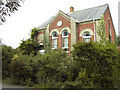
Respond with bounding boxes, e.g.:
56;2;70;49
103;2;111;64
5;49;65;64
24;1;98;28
31;27;39;41
0;0;25;24
72;42;119;88
19;39;40;55
2;45;17;78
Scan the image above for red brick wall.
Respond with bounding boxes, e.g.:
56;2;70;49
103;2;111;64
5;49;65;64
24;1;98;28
69;33;71;55
36;31;44;41
104;7;115;43
49;14;71;53
49;14;71;32
77;22;94;42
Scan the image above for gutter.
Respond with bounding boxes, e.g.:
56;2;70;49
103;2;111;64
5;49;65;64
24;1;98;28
76;17;101;23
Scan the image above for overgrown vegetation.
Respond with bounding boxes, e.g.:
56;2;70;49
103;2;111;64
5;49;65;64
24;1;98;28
0;0;25;24
10;53;40;86
97;16;107;45
72;42;120;88
19;39;40;55
2;45;17;79
31;28;39;40
2;41;120;88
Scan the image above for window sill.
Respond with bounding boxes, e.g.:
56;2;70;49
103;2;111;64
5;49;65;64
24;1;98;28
62;47;69;49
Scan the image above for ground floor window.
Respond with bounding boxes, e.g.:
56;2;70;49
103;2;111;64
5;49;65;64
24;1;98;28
52;32;58;49
83;31;91;42
52;38;57;49
39;45;45;54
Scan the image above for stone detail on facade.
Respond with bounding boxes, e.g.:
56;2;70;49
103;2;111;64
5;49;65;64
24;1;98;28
60;27;71;34
50;29;59;36
70;18;77;50
95;20;101;42
79;28;94;37
37;33;44;43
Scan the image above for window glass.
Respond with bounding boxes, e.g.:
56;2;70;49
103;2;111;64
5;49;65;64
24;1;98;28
52;39;57;49
83;31;91;42
62;30;69;48
62;30;69;37
83;38;90;42
62;37;68;47
52;32;58;38
52;32;58;49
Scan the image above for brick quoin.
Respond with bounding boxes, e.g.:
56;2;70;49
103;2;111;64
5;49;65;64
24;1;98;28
104;7;115;43
77;22;94;42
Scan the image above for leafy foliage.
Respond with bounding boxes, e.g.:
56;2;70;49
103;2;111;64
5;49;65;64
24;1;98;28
19;39;40;55
2;41;119;88
36;50;69;88
0;0;24;24
11;53;40;86
31;28;39;40
97;16;107;45
2;45;17;78
72;42;119;88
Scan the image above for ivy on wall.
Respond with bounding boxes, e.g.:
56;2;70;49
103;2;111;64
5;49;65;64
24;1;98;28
97;15;107;45
31;28;39;40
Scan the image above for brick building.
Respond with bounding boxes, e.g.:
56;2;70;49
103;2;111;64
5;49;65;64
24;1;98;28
36;4;115;54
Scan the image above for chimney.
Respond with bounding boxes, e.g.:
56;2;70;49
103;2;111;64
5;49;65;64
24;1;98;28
70;6;74;12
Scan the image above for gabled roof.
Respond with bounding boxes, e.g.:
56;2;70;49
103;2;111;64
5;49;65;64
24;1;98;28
38;4;108;29
68;4;108;22
38;16;55;29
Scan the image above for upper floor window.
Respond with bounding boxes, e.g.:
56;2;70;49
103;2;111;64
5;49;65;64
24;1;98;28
62;30;69;49
52;32;58;49
83;31;91;42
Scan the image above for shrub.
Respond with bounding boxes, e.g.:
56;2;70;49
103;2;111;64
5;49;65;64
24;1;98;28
19;39;40;55
72;42;119;88
10;53;40;86
36;50;69;88
2;45;17;79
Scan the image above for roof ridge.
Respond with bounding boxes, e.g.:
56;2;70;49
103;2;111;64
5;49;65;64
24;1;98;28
73;3;108;13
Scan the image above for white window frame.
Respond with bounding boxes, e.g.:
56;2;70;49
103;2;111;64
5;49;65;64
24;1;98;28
62;30;69;49
52;32;58;50
82;32;91;42
62;30;69;54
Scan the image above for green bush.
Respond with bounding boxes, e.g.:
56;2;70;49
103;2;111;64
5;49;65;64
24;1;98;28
36;50;69;88
10;53;40;86
2;45;17;79
72;42;119;88
3;41;119;88
19;39;40;55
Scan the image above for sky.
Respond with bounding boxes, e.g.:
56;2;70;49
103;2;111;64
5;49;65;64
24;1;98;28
0;0;119;48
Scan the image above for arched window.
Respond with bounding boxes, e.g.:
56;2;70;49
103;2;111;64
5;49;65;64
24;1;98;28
83;31;91;42
52;32;58;49
39;43;45;54
62;30;69;49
